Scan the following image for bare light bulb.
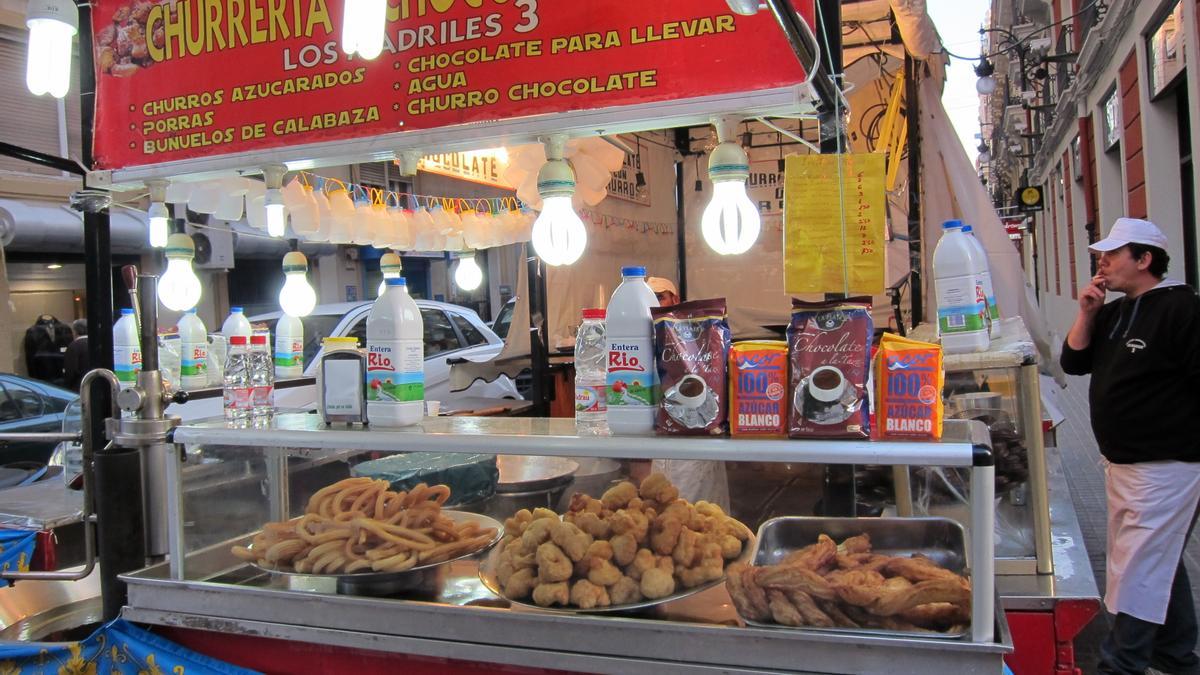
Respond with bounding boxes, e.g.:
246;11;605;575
532;196;587;266
279;251;316;317
25;0;77;98
701;140;761;255
531;144;587;266
342;0;386;59
262;165;288;237
147;201;169;248
158;233;202;311
454;254;483;291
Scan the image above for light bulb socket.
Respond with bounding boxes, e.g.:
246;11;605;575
379;251;403;275
708;141;750;183
164;233;194;260
536;158;576;198
25;0;77;31
396;150;422;177
145;178;169;204
282;250;308;273
261;164;288;190
265;189;285;208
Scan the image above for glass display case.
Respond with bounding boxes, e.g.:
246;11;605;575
117;414;1011;673
908;317;1051;575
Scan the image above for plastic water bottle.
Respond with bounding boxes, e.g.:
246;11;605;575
275;314;305;379
366;277;425;427
177;309;209;390
962;225;1002;338
933;220;990;354
605;266;660;435
249;334;274;423
223;335;251;425
113;308;141;385
575;308;609;436
221;306;252;341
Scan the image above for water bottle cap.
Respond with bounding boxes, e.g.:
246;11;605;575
385;277;407;287
621;266;646;277
230;335;248;345
942;219;964;230
250;334;267;344
961;225;974;233
581;308;606;320
231;306;243;313
121;308;134;315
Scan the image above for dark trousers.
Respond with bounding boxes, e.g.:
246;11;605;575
1099;559;1200;674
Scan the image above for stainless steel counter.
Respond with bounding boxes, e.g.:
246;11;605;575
122;539;1012;674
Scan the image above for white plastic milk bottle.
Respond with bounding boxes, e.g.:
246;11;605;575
177;309;210;389
274;314;305;379
366;277;424;427
961;225;1001;338
113;308;141;385
221;307;252;341
933;220;990;353
605;266;660;435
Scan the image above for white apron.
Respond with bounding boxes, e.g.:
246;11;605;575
1104;459;1200;624
651;459;730;512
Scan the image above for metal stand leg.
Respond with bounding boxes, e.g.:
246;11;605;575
164;444;186;581
1020;364;1053;574
971;463;996;643
266;448;290;522
892;466;914;516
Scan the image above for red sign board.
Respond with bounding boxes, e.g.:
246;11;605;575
91;0;814;172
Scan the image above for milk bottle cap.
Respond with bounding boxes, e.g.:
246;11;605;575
385;277;407;287
621;266;646;277
942;219;964;230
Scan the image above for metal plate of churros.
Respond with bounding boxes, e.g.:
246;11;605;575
735;517;969;639
247;511;503;582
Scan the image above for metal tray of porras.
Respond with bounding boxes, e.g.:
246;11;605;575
746;516;969;639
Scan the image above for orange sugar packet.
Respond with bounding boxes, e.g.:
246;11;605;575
875;333;944;440
729;341;788;437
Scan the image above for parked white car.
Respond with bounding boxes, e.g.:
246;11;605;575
166;300;520;420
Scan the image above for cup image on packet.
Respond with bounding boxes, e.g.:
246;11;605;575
729;340;788;437
874;333;944;440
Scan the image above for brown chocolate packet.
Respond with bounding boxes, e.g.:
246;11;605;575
787;297;873;439
652;299;731;436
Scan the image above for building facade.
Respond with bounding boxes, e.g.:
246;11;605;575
981;0;1200;339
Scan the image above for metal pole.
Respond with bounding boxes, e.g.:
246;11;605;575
814;0;855;518
674;158;688;300
526;245;550;416
906;54;923;329
77;0;146;620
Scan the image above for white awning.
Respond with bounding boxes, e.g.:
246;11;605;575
0;198;148;254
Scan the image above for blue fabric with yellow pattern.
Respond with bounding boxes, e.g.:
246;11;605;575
0;529;37;585
0;619;260;674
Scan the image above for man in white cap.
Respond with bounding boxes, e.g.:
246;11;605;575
1061;217;1200;675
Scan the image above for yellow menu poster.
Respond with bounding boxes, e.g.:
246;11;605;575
784;154;886;295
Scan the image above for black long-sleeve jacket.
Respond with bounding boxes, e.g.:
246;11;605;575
1060;282;1200;464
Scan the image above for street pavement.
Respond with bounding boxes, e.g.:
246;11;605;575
1053;373;1200;673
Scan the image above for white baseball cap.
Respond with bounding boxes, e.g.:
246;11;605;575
1088;217;1169;252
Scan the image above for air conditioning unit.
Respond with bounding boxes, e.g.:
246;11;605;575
184;220;235;270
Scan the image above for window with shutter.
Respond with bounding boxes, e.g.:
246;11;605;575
0;28;80;175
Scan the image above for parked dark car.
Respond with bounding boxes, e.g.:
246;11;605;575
0;374;78;465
